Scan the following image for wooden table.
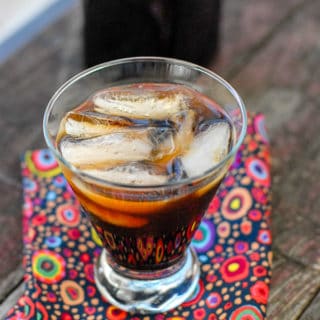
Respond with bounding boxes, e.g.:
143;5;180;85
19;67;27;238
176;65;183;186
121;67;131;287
0;1;319;319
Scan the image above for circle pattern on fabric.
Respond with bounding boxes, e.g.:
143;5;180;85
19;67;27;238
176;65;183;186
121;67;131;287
32;150;57;170
221;188;252;220
53;176;66;188
254;114;269;144
57;204;80;227
206;292;222;309
32;250;65;284
26;150;60;177
18;296;35;320
230;305;264;320
60;280;85;306
23;178;38;193
105;305;128;320
217;221;231;238
220;255;250;283
192;219;215;253
245;157;270;187
45;236;62;248
35;301;49;320
257;230;272;245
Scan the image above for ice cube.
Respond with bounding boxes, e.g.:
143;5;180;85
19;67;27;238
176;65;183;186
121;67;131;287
61;111;136;139
93;90;188;119
149;127;176;160
79;111;175;129
83;162;169;186
167;158;187;181
181;119;232;177
59;131;154;167
172;110;197;154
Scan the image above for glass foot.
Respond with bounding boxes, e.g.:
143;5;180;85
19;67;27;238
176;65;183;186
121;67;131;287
94;247;200;314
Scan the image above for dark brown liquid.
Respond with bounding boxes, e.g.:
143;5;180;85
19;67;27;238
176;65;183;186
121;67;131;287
57;83;233;270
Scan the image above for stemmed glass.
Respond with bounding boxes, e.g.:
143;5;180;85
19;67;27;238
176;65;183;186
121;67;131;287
43;57;247;314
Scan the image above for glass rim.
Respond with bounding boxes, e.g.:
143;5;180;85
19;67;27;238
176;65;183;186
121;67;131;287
43;56;247;190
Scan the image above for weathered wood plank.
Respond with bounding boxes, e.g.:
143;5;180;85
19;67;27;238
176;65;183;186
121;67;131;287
299;290;320;320
0;3;82;184
214;0;308;77
225;0;320;266
0;182;22;285
0;282;25;320
270;97;320;272
0;266;24;303
274;216;320;271
0;4;82;299
268;251;320;319
230;0;319;98
216;0;320;316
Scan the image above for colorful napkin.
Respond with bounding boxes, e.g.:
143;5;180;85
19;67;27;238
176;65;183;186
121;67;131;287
7;114;272;320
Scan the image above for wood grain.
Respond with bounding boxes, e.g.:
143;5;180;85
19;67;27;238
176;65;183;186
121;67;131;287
299;290;320;320
0;0;319;318
0;266;24;303
268;252;320;319
0;283;25;320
